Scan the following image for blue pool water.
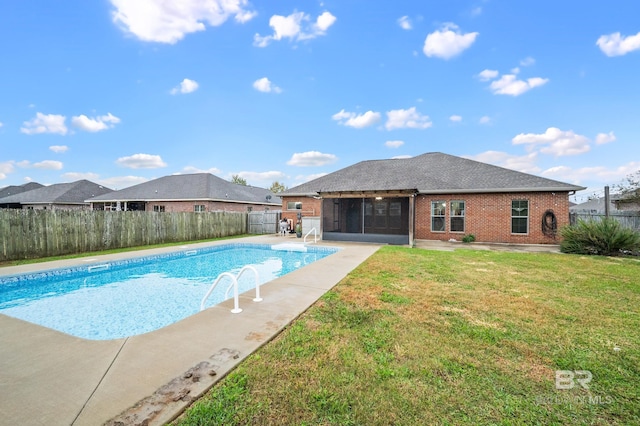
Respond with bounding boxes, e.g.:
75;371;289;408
0;243;338;340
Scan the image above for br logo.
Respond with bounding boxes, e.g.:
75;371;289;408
555;370;592;390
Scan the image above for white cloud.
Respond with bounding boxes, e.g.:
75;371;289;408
99;175;149;190
512;127;591;157
293;172;328;185
449;115;462;122
110;0;255;44
466;151;541;174
332;109;381;128
0;121;3;128
479;116;491;124
287;151;338;167
520;56;536;66
71;113;120;132
477;69;499;81
595;131;616;145
62;172;100;181
181;166;222;175
254;10;336;47
385;107;432;130
20;112;68;135
489;74;548;96
0;161;15;180
33;160;63;170
423;23;478;60
392;155;412;159
253;77;282;93
171;78;199;95
116;153;167;169
49;145;69;153
234;170;287;183
542;161;640;185
397;16;412;30
596;31;640;57
234;10;257;24
385;140;404;148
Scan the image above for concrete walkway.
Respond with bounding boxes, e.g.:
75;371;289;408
0;235;381;426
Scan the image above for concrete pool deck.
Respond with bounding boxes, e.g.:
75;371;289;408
0;235;382;426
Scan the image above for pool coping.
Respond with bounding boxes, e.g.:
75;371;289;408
0;235;381;426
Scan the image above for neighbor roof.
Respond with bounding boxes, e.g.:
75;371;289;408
86;173;281;205
0;182;44;200
0;180;112;205
283;152;585;196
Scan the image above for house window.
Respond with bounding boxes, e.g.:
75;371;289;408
431;201;446;232
450;201;465;232
194;205;205;212
511;200;529;234
287;201;302;211
153;205;165;212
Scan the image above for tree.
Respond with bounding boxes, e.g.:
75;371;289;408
230;174;247;186
269;181;287;193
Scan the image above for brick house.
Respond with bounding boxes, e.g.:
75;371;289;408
280;152;585;245
87;173;281;213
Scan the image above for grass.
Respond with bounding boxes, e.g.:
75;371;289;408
173;246;640;426
0;234;249;268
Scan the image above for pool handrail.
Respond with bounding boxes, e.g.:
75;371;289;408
202;265;263;313
200;272;242;314
236;265;262;302
303;227;317;244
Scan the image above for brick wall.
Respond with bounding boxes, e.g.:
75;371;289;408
415;192;570;244
279;196;322;223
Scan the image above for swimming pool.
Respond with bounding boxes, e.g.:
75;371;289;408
0;243;338;340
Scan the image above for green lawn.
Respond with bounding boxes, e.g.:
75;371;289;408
173;247;640;425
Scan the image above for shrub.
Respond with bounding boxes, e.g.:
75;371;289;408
560;218;640;256
462;234;476;243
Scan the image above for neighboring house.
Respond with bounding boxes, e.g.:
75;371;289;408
280;152;585;245
0;180;112;210
570;198;621;215
86;173;281;213
612;191;640;212
0;182;44;200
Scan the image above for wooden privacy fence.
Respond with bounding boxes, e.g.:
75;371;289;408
248;210;281;234
570;212;640;230
0;209;247;262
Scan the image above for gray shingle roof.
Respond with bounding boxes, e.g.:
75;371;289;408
0;182;44;200
86;173;281;205
283;152;585;196
0;180;112;205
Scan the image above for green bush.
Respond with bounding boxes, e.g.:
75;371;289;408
560;218;640;256
462;234;476;243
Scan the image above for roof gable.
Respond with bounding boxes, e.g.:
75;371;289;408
283;152;585;196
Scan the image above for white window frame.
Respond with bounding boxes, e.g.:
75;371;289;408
431;200;446;232
450;200;465;233
511;200;529;234
287;201;302;211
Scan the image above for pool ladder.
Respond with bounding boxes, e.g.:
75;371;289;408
200;265;262;314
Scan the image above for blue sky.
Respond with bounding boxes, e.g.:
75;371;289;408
1;0;639;202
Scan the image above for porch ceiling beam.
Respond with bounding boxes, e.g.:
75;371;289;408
319;190;416;198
